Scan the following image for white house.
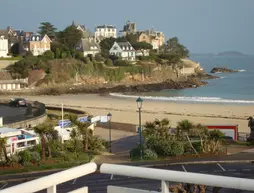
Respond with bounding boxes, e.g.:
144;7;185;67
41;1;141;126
109;41;136;61
75;39;100;57
0;36;9;58
0;127;39;155
95;25;117;42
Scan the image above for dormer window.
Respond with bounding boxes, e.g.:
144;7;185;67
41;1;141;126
36;37;40;41
32;37;35;41
122;46;125;50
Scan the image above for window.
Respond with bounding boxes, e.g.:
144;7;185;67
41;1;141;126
36;37;40;41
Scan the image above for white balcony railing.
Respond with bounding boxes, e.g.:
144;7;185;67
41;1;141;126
1;162;254;193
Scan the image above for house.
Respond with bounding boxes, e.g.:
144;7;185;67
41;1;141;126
0;78;28;91
0;36;9;57
120;21;137;36
95;25;117;42
109;41;136;61
135;49;150;57
137;29;165;49
75;39;100;57
23;33;51;56
0;127;39;155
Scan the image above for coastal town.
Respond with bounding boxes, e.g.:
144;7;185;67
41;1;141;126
0;20;204;92
0;19;254;193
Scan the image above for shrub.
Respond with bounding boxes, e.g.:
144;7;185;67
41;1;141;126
191;141;202;153
146;136;172;156
105;59;113;66
114;60;130;66
143;149;158;160
30;152;41;163
170;142;184;156
30;144;42;154
43;50;55;59
23;161;33;167
9;154;20;165
130;147;141;160
19;150;31;164
94;54;104;62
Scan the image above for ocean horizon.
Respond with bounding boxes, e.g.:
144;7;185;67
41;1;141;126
110;55;254;105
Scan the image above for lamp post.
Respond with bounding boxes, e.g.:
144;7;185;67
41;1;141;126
107;113;112;153
136;97;143;160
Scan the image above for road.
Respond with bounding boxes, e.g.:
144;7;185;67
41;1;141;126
2;163;254;193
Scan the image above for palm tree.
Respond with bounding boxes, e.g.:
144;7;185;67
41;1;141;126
34;124;55;160
0;137;9;163
67;114;92;152
143;118;171;139
176;120;198;154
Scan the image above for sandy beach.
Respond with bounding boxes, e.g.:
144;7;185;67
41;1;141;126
1;94;252;133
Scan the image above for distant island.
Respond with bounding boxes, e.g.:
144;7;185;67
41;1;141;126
217;51;247;56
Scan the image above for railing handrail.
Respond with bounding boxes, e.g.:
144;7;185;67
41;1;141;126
0;162;97;193
100;163;254;191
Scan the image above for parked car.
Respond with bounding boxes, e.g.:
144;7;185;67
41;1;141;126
9;98;27;107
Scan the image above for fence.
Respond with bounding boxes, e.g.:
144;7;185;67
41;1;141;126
1;162;254;193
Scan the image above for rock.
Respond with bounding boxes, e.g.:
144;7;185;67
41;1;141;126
210;67;238;73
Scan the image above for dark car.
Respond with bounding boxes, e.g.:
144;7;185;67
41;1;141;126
9;98;27;107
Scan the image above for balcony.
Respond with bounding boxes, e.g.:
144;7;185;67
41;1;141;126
1;162;254;193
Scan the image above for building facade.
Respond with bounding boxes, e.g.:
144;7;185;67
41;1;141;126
95;25;117;42
23;34;51;56
75;39;100;57
0;36;9;57
137;30;165;49
109;41;136;61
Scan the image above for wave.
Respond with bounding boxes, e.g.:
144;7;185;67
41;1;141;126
220;76;226;79
110;93;254;104
238;69;246;72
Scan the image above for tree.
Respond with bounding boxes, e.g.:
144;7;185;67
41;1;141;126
38;22;57;40
67;114;92;152
0;137;10;163
99;37;116;57
57;25;83;50
143;118;171;139
160;37;189;58
34;124;56;160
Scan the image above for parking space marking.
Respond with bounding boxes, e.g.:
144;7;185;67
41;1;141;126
217;163;226;171
0;183;8;190
181;165;187;172
242;168;251;172
110;174;114;180
72;178;77;184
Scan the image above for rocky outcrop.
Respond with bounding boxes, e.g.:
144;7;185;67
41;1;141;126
210;67;238;73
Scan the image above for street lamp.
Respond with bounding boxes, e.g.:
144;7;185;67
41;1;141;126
107;113;112;153
136;97;143;160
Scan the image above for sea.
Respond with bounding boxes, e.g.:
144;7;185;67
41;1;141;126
110;55;254;105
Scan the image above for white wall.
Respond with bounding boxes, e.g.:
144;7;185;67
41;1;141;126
0;38;8;57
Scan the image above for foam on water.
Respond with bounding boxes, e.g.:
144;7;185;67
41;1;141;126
238;69;246;72
110;93;254;104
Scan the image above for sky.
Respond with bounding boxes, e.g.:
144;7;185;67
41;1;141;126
1;0;254;54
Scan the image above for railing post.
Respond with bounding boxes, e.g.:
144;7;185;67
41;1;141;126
161;180;170;193
47;185;56;193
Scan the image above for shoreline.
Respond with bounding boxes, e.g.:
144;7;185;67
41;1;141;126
1;93;252;133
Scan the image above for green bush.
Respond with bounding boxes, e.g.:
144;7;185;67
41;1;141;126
18;150;31;163
146;136;172;156
94;54;104;62
9;154;20;165
105;59;113;66
143;149;158;160
23;161;34;167
192;141;202;153
170;142;184;156
114;60;131;66
31;144;42;154
130;147;141;160
30;152;41;163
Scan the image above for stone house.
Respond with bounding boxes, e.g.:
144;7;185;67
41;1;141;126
109;41;136;61
22;33;51;56
137;29;165;50
75;39;100;57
